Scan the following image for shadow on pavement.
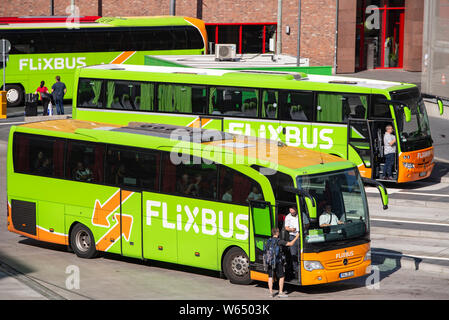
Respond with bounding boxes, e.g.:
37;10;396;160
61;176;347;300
427;161;449;183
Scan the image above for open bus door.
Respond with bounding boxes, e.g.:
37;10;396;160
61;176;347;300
248;200;274;278
347;119;374;179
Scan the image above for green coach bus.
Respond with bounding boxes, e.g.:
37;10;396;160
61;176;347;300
0;16;207;107
73;64;444;183
7;119;387;286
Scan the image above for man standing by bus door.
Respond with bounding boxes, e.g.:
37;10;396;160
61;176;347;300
383;124;397;180
51;76;67;115
284;207;301;279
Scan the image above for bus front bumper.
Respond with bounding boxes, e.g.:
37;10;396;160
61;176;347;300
397;147;434;183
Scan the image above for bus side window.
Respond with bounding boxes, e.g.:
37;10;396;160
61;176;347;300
161;152;218;200
262;90;279;119
279;91;314;121
157;84;206;114
13;133;65;179
316;93;368;123
78;79;104;108
218;165;264;205
209;87;258;118
371;94;392;118
66;140;105;184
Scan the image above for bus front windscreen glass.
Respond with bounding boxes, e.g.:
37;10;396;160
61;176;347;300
296;168;369;248
392;87;432;152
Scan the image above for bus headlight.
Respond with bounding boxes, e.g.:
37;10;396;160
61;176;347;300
364;250;371;261
402;162;415;169
303;260;324;271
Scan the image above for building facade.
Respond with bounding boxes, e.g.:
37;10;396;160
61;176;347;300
0;0;427;73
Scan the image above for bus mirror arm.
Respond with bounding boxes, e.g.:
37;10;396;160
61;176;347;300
421;93;446;116
362;178;389;210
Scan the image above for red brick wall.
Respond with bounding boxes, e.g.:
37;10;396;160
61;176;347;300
0;0;338;67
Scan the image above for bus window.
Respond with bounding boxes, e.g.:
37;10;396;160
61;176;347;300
105;80;144;110
279;91;314;121
161;152;218;200
66;140;105;184
13;133;65;178
371;94;393;118
158;84;206;114
219;165;264;205
209;87;259;118
77;79;104;108
317;93;368;123
262;90;278;119
105;146;160;190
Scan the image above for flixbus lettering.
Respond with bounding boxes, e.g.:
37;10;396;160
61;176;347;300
228;122;334;150
146;200;249;240
18;57;87;71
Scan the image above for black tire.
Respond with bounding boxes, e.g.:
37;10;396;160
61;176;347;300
222;247;252;285
5;84;24;107
70;223;97;259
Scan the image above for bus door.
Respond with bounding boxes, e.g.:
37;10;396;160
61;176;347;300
249;200;274;273
119;189;142;259
347;119;374;179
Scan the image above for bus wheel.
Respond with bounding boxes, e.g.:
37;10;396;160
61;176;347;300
223;247;251;285
5;84;24;107
70;223;97;259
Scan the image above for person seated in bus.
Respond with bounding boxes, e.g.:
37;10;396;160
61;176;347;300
35;157;52;176
115;164;127;185
319;204;344;227
353;104;366;119
222;186;233;202
188;174;202;197
74;161;93;182
247;185;263;201
33;151;45;172
176;173;191;195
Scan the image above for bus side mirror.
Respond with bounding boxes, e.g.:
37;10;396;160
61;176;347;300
362;178;388;210
304;196;317;223
403;106;411;122
437;98;444;116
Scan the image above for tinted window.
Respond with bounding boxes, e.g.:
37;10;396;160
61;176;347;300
105;146;160;190
161;152;218;200
279;91;314;121
219;165;264;206
371;94;392;118
158;84;207;114
209;87;259;117
13;133;65;178
77;79;104;108
262;90;279;119
66;140;105;184
317;93;368;123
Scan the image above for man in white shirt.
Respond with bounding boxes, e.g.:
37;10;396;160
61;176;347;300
319;204;344;227
284;207;300;276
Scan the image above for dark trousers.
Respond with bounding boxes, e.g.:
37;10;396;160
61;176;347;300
55;98;64;115
289;234;299;273
42;98;50;116
385;153;395;177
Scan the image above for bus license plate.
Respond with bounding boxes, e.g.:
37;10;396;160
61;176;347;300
339;271;354;279
419;172;426;177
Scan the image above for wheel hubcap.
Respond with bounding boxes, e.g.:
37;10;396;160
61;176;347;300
231;255;249;276
6;88;19;103
75;230;91;253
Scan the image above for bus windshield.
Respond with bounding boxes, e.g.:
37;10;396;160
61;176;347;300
296;168;369;249
392;88;432;152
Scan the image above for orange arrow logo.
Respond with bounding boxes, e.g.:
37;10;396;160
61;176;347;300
92;190;133;227
95;213;134;252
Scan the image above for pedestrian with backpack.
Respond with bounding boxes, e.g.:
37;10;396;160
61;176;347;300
264;227;300;298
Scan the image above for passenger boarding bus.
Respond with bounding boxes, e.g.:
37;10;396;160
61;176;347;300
0;16;207;106
73;64;445;183
7;120;387;286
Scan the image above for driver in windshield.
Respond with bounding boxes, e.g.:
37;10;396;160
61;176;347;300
319;204;344;227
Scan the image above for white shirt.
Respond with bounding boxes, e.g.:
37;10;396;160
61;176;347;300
284;213;299;236
319;212;339;226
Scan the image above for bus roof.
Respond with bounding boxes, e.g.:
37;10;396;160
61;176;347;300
79;64;416;92
16;119;352;175
0;16;198;29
